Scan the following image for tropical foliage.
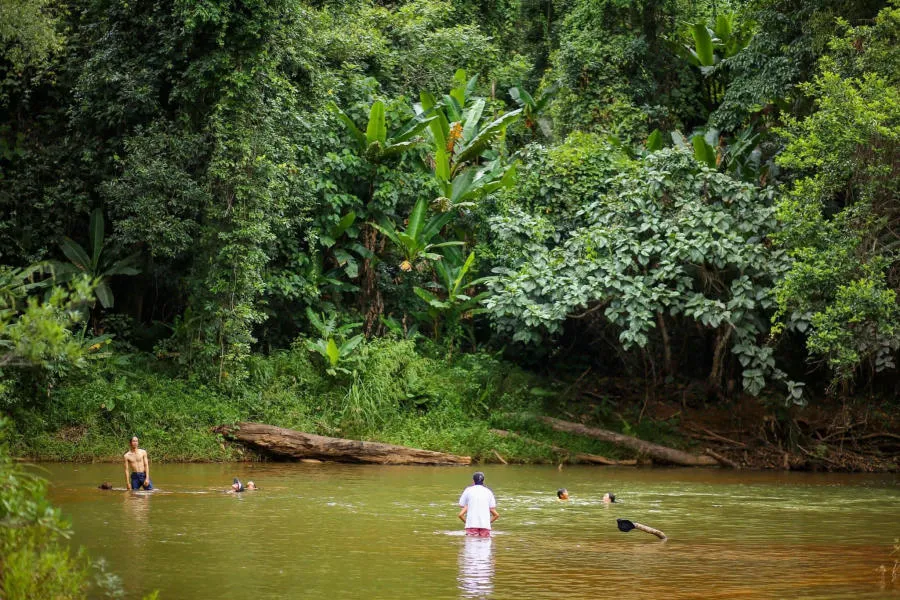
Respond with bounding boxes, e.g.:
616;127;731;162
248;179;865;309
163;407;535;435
0;0;895;444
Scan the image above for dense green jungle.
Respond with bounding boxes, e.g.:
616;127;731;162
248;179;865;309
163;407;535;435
0;0;898;594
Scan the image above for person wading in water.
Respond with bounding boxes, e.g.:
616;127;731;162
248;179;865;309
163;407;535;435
458;471;499;537
124;436;153;490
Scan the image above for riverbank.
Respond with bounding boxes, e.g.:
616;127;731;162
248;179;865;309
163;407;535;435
8;343;634;464
7;344;898;471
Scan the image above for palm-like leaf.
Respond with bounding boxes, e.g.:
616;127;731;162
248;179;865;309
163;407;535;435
454;109;522;168
365;101;387;146
89;208;104;271
331;103;366;147
60;238;90;272
690;24;715;67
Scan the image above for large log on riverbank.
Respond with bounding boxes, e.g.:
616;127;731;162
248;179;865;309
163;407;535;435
216;422;471;465
537;417;718;467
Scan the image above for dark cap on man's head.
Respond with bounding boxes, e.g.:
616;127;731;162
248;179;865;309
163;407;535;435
472;472;485;485
233;477;240;484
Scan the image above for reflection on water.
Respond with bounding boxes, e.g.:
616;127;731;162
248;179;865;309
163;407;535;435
123;493;151;526
41;463;899;600
458;537;494;598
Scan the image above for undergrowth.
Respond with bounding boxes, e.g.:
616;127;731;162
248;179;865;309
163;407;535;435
7;338;665;463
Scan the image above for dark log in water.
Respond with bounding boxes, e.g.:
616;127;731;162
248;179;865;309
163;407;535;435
216;422;471;465
537;416;718;466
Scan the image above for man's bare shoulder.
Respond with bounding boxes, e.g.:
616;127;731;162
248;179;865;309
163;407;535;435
138;448;148;457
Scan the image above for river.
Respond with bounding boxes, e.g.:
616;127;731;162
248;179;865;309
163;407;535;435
44;463;898;599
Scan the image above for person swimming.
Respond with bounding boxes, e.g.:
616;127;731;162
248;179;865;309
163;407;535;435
246;481;257;490
602;492;616;503
230;478;245;493
557;488;569;501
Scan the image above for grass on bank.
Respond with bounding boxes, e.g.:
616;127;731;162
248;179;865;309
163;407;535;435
8;338;641;463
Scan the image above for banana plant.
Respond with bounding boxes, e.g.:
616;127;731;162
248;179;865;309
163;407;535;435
304;308;364;376
417;70;521;212
509;84;556;138
331;100;435;162
413;247;494;345
679;14;752;75
53;208;140;309
371;196;462;270
671;126;764;181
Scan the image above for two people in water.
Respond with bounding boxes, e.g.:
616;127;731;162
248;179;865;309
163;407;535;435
229;478;257;493
557;488;616;503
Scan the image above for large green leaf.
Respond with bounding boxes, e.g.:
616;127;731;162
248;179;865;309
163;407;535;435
305;307;326;336
414;287;449;309
454;109;522;167
714;14;732;40
331;103;366;147
60;238;91;273
690;23;715;67
330;211;356;240
449;69;468;107
407;197;428;240
508;85;534;110
366;101;387;146
390;112;437;144
396;232;419;256
451;251;476;296
95;281;114;309
89;208;104;271
449;169;476;203
691;135;717;168
421;211;455;242
434;146;450;182
421;93;449;151
461;99;485;143
371;221;403;249
442;95;463;122
647;129;663;152
340;334;364;356
380;140;420;157
325;338;340;367
464;73;478;102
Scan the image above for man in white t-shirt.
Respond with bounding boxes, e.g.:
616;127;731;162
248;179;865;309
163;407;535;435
458;471;499;537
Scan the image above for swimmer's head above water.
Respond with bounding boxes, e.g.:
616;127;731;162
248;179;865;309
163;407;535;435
603;492;616;503
557;488;569;500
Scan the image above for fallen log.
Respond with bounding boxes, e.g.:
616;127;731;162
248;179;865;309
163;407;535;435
216;422;471;465
704;448;740;469
537;417;718;467
489;428;633;465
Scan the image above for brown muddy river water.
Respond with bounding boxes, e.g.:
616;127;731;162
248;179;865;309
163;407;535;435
45;463;898;599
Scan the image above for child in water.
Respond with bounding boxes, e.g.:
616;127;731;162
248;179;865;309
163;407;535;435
557;488;569;501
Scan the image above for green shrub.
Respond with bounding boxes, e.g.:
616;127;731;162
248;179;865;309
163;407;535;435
0;419;90;599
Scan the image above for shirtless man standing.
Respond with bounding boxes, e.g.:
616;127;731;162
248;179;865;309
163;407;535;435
124;436;153;490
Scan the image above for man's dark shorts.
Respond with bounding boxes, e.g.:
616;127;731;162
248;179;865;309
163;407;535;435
130;472;153;490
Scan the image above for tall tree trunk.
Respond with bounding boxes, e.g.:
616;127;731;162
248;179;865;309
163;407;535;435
708;325;733;397
657;311;674;376
360;224;384;337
